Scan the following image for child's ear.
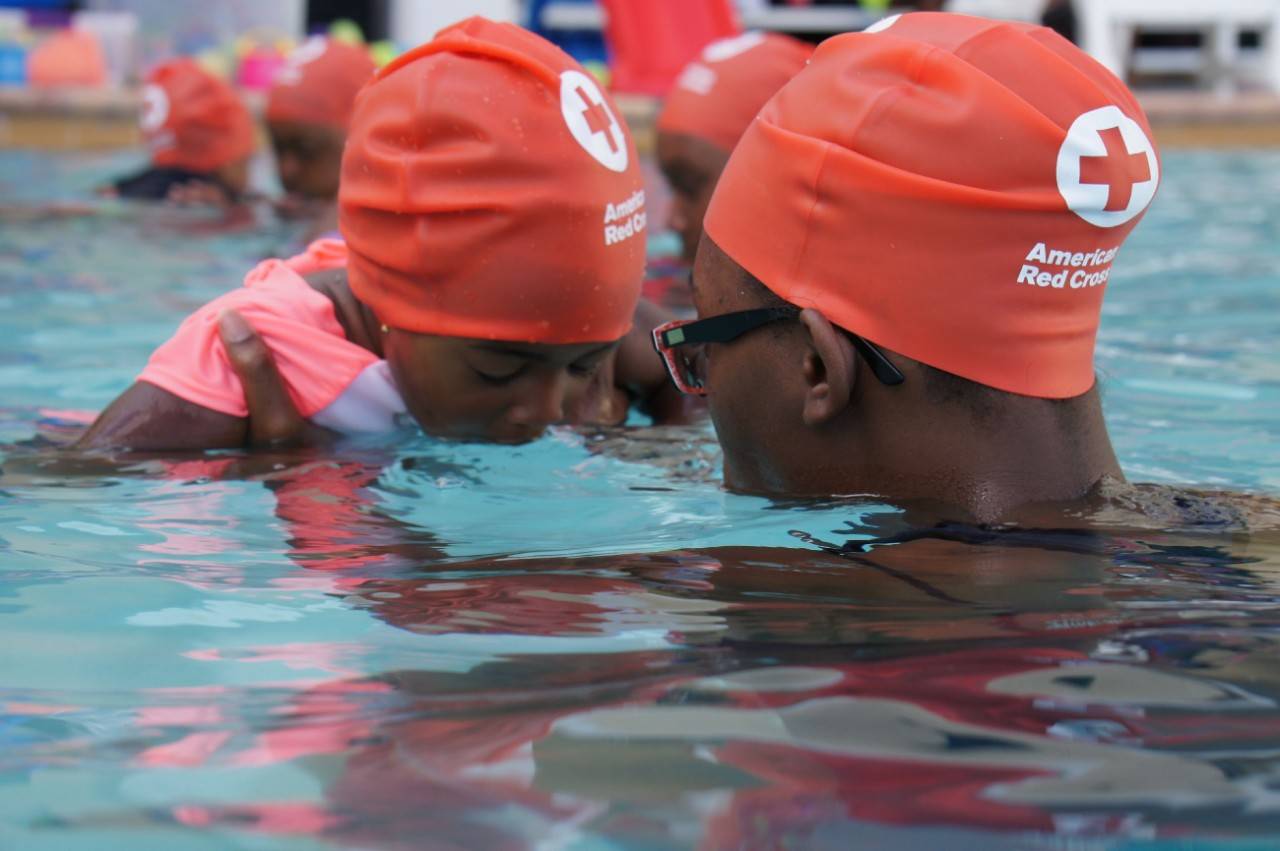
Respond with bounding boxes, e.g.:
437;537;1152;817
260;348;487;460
798;308;856;426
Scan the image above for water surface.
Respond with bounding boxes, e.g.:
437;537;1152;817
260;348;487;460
0;150;1278;850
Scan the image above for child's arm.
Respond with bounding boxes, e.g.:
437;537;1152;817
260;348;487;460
75;381;247;450
76;311;324;451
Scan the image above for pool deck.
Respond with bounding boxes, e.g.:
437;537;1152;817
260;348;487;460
3;87;1280;151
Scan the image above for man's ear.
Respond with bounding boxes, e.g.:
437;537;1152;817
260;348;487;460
798;308;856;426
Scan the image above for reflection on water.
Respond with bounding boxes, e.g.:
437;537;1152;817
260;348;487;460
1;153;1279;849
4;445;1279;849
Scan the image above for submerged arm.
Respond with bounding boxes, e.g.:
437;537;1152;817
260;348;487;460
74;381;247;451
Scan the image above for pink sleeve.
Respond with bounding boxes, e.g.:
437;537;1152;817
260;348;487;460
284;238;349;276
138;258;378;418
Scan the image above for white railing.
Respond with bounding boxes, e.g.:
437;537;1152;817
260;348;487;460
1078;0;1280;93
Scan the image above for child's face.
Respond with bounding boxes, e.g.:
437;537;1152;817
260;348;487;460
384;329;620;444
656;131;730;264
268;120;346;200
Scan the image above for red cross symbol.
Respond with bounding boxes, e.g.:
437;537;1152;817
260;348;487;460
576;86;618;154
1079;126;1151;212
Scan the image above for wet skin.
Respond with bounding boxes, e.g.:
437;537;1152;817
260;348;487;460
688;235;1124;522
655;132;729;264
76;269;694;452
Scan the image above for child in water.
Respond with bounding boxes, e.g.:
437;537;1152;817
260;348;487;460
105;59;256;204
78;18;683;451
655;32;812;266
641;32;811;309
265;36;376;208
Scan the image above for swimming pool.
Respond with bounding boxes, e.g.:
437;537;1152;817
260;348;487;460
0;149;1278;850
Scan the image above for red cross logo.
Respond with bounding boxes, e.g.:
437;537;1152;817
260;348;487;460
140;84;169;133
559;70;629;173
576;85;618;155
1056;106;1158;229
1079;126;1152;213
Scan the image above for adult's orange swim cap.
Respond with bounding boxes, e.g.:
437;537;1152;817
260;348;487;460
657;31;813;155
266;37;376;130
338;17;647;344
704;13;1161;399
141;59;256;173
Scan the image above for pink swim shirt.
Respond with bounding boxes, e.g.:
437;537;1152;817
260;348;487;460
139;240;407;433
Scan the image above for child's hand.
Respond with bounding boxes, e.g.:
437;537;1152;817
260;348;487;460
217;310;335;448
166;180;232;207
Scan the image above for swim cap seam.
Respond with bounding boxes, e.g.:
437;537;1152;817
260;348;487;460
787;143;830;303
758;120;1062;210
956;26;1129;138
375;36;561;93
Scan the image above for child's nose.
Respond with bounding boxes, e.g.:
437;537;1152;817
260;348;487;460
507;371;568;429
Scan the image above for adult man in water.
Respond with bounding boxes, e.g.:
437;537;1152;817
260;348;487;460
646;12;1162;522
216;13;1159;523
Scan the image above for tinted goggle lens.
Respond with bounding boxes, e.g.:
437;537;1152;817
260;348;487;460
652;321;709;396
672;342;707;392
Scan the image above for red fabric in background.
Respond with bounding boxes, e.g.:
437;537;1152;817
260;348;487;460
599;0;741;95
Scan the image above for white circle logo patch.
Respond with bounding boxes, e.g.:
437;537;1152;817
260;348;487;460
864;14;902;34
702;31;766;63
560;70;628;173
140;84;169;133
277;35;328;86
1056;106;1159;229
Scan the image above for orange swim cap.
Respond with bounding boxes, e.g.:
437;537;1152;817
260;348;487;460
28;29;107;88
657;31;812;154
266;37;377;130
338;17;647;344
141;59;256;173
704;13;1161;399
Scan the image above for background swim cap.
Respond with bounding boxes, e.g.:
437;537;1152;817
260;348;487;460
657;31;813;155
267;37;376;130
141;59;256;173
338;17;647;344
27;29;107;88
704;13;1161;399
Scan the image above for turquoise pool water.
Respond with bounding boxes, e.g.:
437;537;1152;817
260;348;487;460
0;149;1278;850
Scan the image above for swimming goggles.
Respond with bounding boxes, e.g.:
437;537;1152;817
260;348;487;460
651;306;904;396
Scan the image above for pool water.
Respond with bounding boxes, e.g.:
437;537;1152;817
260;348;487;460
0;149;1278;850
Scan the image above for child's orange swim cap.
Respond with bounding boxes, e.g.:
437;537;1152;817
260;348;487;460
657;31;813;155
266;37;376;130
141;59;256;173
704;13;1161;399
338;17;647;344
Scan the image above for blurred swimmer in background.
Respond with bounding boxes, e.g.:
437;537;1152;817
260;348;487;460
104;58;256;204
647;32;811;307
266;36;376;235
